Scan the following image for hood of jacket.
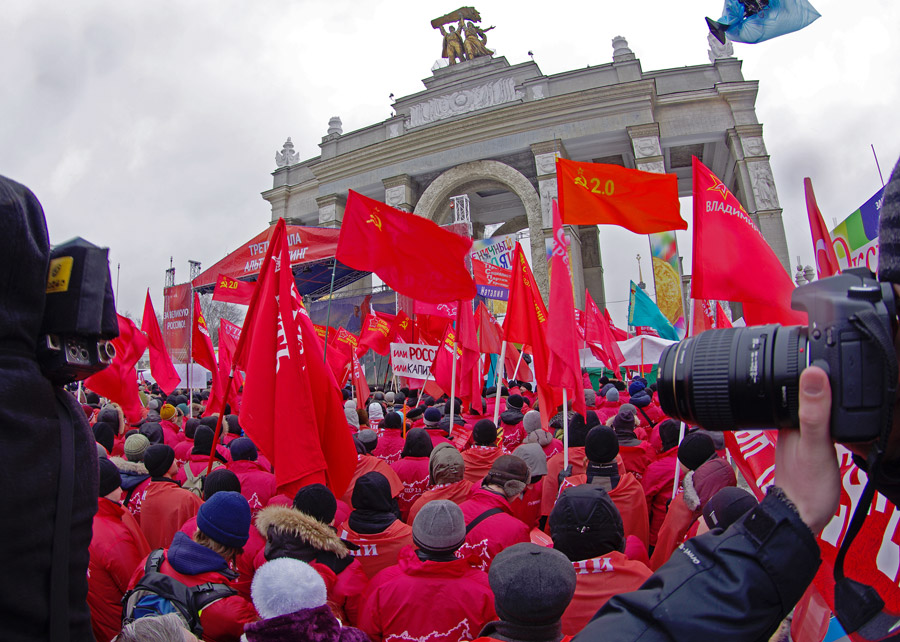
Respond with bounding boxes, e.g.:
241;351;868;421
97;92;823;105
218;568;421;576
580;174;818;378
110;456;149;476
500;409;524;426
243;604;369;642
256;505;349;557
166;531;235;578
523;428;552;447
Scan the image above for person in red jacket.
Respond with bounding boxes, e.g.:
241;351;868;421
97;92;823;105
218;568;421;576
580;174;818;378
641;419;684;549
88;458;151;642
226;437;277;515
521;410;563;458
473;543;577;642
510;443;547;530
256;483;370;626
338;472;413;579
341;429;404;504
158;403;182;445
407;443;474;524
359;500;496;641
549;485;653;636
370;411;406;464
541;413;590;518
174;418;200;466
115;433;152;523
458;455;532;570
139;444;203;549
422;406;454;448
389;428;433;521
610;405;656;480
463;419;506;483
176;426;230;486
127;491;258;642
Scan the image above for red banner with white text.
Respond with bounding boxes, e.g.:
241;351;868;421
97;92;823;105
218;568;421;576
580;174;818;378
163;283;192;364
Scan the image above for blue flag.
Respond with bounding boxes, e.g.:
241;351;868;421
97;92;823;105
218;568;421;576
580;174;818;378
628;281;679;341
707;0;820;45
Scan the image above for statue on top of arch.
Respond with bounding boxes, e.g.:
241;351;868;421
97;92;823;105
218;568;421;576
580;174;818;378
432;7;495;65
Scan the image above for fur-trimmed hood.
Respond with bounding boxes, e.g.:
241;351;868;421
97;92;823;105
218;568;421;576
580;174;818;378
255;505;349;558
110;456;148;476
682;470;700;511
684;457;736;512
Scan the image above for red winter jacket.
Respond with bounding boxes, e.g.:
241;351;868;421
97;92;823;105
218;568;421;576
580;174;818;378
641;447;684;547
140;478;203;549
389;456;430;521
458;488;530;571
227;459;277;515
88;498;151;642
542;447;588;517
127;532;258;642
558;471;650;548
359;546;495;642
462;446;505;483
159;419;181;446
426;428;454;449
174;438;193;465
407;479;475;525
618;441;657;481
341;455;404;504
338;519;414;579
176;452;230;485
509;479;543;529
371;428;405;464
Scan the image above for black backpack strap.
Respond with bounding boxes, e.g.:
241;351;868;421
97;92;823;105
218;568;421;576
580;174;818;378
145;548;166;573
190;582;237;612
465;507;504;534
637;406;656;428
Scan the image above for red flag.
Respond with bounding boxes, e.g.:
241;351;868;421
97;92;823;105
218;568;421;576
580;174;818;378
333;327;359;357
475;302;504;355
430;325;461;397
414;300;458;318
689;299;718;336
391;311;414;344
557;158;686;233
350;351;370;410
85;315;148;423
456;300;482;414
546;201;585;415
804;178;842;279
586;290;625;375
235;218;356;498
603;308;629;341
336;191;476;303
205;319;243;416
192;292;218;376
504;244;555;428
212;274;256;305
692;157;806;326
716;302;732;329
357;314;393;356
472;258;512;299
505;343;533;383
141;290;180;395
416;314;450;346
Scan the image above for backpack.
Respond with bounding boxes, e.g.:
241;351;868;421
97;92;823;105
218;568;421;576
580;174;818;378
121;548;236;637
182;459;222;497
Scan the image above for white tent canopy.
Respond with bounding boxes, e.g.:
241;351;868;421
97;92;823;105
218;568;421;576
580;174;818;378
580;334;679;369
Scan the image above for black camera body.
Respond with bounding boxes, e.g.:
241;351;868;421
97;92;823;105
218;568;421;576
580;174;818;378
36;238;119;385
658;268;896;443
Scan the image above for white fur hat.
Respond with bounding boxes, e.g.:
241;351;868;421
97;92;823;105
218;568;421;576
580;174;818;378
251;558;327;619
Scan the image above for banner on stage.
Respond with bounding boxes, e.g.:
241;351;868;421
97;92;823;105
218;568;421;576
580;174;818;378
390;342;438;380
163;283;192;363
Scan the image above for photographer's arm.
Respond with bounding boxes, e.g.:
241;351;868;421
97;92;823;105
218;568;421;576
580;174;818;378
573;367;840;642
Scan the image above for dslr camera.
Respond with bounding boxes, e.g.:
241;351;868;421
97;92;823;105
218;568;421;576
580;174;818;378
36;238;119;385
657;267;896;443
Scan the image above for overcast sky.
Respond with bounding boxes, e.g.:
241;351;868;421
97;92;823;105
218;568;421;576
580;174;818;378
3;0;899;326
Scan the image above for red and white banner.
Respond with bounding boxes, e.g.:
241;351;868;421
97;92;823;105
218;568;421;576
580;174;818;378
163;283;192;364
472;258;512;301
390;342;439;381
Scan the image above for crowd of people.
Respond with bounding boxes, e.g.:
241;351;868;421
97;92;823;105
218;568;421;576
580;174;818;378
83;373;822;642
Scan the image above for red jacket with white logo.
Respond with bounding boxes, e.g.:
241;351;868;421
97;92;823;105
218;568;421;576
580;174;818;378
462;446;505;483
458;488;530;571
337;519;414;579
372;428;405;464
389;456;431;522
406;479;474;525
227;459;277;515
541;447;588;517
359;546;495;642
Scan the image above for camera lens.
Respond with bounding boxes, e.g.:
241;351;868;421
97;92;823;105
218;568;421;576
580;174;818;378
657;325;807;431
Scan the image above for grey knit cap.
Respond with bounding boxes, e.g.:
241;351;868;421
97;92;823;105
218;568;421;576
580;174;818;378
523;410;542;434
605;387;619;403
489;543;577;626
878;158;900;282
412;500;466;553
584;389;596;407
124;433;151;462
513;443;549;477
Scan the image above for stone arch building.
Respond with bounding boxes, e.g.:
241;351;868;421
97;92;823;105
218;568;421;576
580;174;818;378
263;37;789;311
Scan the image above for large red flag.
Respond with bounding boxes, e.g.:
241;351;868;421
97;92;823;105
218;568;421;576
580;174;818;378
716;302;733;329
804;178;842;279
141;290;180;395
357;314;393;356
350;351;370;410
192;292;218;376
689;298;718;336
430;324;461;397
557;158;686;233
235;218;356;498
212;274;256;305
586;290;625;375
206;319;244;416
456;300;483;414
504;245;555;428
692;157;806;326
86;315;148;423
336;191;476;303
475;301;504;355
546;201;585;415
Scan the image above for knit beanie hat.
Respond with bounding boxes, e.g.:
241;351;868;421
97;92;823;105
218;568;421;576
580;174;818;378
385;391;395;404
356;429;378;453
703;486;758;531
124;433;151;462
549;485;625;561
383;411;402;430
523;410;542;434
611;406;637;433
139;422;164;445
143;444;175;477
230;437;258;461
585;426;619;464
484;455;531;498
293;483;338;524
92;422;115;454
512;443;549;477
250;558;327;620
584;389;596;407
506;394;525;410
429;443;465;485
659;419;681;451
568;413;590;448
630;391;651;408
489;543;577;626
97;405;121;427
197;491;251;549
423;407;442;426
678;432;716;471
193;426;215;454
473;419;498;445
184;418;200;440
605;387;619;403
203;469;241;501
98;458;121;497
585;410;601;429
225;415;241;436
401;428;434;458
160;404;177;421
628;380;646;396
412;500;466;553
877;157;900;282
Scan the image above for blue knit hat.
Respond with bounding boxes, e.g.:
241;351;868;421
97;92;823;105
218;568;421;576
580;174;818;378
230;437;258;461
627;380;646;396
197;491;251;548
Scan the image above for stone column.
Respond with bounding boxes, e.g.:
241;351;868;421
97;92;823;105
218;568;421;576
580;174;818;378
316;194;345;229
726;125;791;274
382;175;417;212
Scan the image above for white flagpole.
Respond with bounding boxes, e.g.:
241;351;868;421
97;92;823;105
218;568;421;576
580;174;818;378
563;388;570;471
493;340;507;426
671;422;687;501
511;348;524;381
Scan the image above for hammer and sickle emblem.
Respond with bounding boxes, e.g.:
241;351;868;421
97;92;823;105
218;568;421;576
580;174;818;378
367;209;383;232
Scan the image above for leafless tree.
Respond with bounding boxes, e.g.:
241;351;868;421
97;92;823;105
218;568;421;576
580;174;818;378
197;293;245;347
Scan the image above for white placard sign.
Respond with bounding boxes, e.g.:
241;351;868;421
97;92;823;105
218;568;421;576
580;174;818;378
390;342;438;381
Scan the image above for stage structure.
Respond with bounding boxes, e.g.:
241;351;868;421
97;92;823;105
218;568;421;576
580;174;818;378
264;14;791;328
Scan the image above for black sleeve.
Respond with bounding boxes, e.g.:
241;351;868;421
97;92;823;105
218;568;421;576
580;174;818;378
574;489;821;642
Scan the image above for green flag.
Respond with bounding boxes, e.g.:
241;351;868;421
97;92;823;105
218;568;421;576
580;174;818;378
628;281;679;341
